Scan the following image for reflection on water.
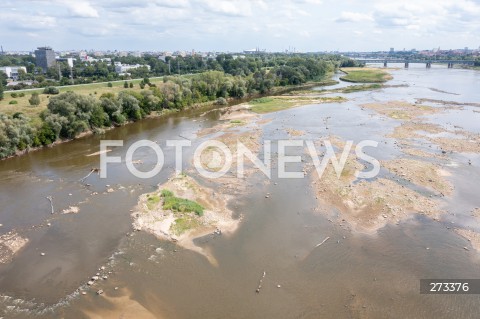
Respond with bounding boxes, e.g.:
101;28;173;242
1;65;480;318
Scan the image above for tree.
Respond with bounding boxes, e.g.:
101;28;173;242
107;82;113;87
118;92;142;120
0;113;36;157
45;91;107;139
124;81;128;88
0;71;5;100
17;69;28;80
43;86;59;95
129;82;134;88
29;93;41;106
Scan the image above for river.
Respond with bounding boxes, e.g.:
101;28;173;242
1;64;480;318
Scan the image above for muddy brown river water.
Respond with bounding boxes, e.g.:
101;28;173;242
1;64;480;318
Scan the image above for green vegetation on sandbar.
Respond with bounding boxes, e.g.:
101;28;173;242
250;96;346;114
171;217;200;236
249;97;296;113
340;68;392;83
229;119;245;126
161;189;204;216
287;83;385;97
310;79;339;86
340;83;383;93
146;194;161;210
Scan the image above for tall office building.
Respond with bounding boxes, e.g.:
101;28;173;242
35;47;56;72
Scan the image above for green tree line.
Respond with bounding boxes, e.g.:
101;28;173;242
0;54;345;159
1;53;358;90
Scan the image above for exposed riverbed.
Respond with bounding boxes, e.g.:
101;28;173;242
1;64;480;318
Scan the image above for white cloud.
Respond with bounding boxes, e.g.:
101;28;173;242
293;0;322;4
0;0;479;52
336;11;373;23
98;0;190;9
198;0;254;16
62;1;99;18
2;12;57;30
372;0;480;32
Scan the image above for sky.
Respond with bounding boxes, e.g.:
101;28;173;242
1;0;480;52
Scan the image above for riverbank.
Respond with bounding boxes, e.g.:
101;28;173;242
0;72;339;161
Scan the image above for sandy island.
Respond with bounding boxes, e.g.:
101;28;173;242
132;174;240;266
309;138;447;234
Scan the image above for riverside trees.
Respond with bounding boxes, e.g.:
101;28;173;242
0;54;342;159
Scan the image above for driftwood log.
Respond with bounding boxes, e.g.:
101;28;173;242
46;196;54;214
315;236;330;248
79;168;99;183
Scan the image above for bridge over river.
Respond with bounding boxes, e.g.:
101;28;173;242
356;59;476;68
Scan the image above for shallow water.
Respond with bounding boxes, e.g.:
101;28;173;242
1;64;480;318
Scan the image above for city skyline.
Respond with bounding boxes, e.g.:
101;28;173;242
1;0;479;52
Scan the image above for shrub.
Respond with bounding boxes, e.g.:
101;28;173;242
9;100;18;104
124;81;128;88
29;92;41;106
34;122;57;146
129;82;133;88
43;86;59;95
100;92;115;99
161;189;174;197
107;82;113;87
251;97;274;104
19;92;25;97
161;189;204;216
215;97;228;105
11;93;18;98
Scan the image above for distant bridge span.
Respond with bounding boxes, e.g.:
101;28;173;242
355;59;476;68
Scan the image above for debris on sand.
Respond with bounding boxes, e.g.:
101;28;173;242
429;133;480;154
388;122;443;140
0;232;29;264
454;228;480;253
361;101;438;120
415;98;480;108
62;206;80;214
286;128;306;137
382;158;453;195
310;138;444;233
